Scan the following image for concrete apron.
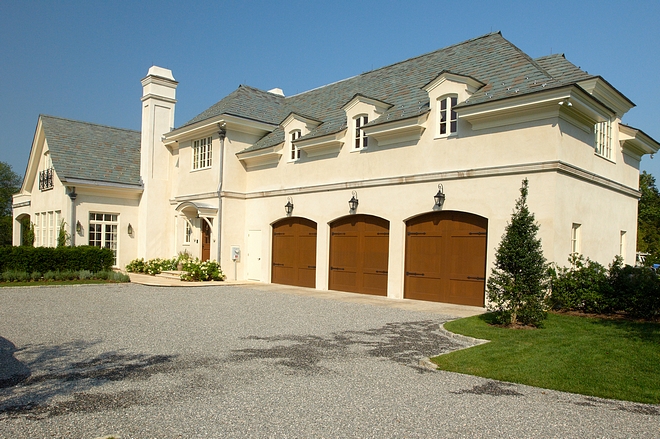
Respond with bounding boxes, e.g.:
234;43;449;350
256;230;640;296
128;273;487;318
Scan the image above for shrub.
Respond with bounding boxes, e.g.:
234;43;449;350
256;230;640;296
30;271;42;281
549;254;610;313
43;271;56;281
0;246;114;273
78;270;93;280
180;258;225;282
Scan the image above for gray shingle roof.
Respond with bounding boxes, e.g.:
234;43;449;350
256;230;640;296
182;32;605;154
40;115;141;186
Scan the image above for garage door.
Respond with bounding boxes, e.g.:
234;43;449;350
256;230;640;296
329;215;389;296
272;218;317;288
405;211;487;306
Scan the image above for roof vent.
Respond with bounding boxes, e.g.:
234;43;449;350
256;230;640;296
268;88;285;96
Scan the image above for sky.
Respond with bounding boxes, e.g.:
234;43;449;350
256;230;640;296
1;0;659;182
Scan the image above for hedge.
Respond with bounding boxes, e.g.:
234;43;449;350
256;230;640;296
0;246;114;273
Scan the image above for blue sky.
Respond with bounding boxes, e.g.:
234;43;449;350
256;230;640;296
2;0;659;181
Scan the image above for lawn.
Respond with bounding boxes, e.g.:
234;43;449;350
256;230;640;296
431;312;660;404
0;279;126;287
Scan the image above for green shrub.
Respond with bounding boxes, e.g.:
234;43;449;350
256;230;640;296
608;260;660;320
180;258;225;282
0;246;114;273
549;254;611;313
78;270;93;280
30;271;42;281
43;271;56;281
125;258;146;273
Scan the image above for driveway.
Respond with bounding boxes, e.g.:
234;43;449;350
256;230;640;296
0;283;657;438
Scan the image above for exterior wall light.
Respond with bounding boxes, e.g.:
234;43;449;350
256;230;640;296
434;184;445;207
348;191;359;212
127;223;134;236
76;220;82;234
284;197;294;216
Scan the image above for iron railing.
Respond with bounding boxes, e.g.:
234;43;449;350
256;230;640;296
39;168;54;191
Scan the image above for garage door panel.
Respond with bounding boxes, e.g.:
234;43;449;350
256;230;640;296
272;218;317;288
447;278;486;307
296;267;316;288
405;276;444;302
406;235;444;273
449;236;487;276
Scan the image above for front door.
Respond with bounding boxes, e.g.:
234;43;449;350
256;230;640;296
201;220;211;261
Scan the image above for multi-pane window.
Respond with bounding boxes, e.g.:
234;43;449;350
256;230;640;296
620;231;626;259
89;213;118;265
34;213;40;246
290;130;301;160
184;220;193;244
354;115;368;149
571;223;581;256
595;120;612;160
32;210;60;247
193;136;213;170
439;96;458;136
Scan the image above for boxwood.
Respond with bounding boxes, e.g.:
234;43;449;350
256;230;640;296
0;246;114;273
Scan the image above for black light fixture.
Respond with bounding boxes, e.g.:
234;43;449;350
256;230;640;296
284;197;294;216
127;223;134;235
434;184;445;207
348;191;359;211
76;220;82;234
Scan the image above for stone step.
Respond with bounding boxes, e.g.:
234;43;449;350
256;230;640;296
157;270;185;280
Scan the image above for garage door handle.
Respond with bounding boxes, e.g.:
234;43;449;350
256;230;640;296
406;271;424;276
468;276;485;280
330;266;344;271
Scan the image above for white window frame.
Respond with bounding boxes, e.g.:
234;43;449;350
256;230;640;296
184;219;193;244
290;130;301;161
620;230;626;260
192;136;213;170
354;115;368;149
34;213;40;247
437;95;458;137
571;223;581;256
594;120;612;160
89;213;119;265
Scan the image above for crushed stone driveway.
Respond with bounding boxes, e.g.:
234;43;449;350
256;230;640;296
0;283;658;438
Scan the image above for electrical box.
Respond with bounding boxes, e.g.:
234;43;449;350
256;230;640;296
231;246;240;261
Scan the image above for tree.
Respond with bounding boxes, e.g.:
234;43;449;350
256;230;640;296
487;179;550;327
0;162;22;246
637;171;660;266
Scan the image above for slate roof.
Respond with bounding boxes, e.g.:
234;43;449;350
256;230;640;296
40;115;141;186
180;32;611;154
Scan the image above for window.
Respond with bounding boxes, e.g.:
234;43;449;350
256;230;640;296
595;120;612;160
89;213;118;265
193;136;213;170
34;213;40;246
32;210;61;247
620;230;626;259
354;115;368;149
290;130;301;160
39;152;54;191
438;95;458;136
184;220;193;244
571;223;581;256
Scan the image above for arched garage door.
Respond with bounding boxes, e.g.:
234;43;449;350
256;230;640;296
272;217;317;288
329;215;389;296
405;211;487;306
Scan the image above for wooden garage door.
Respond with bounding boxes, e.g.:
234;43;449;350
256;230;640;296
329;215;389;296
272;218;317;288
405;211;487;306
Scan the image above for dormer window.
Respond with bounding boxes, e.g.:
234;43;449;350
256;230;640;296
290;130;301;160
192;136;213;170
438;95;458;136
355;115;368;149
594;120;612;160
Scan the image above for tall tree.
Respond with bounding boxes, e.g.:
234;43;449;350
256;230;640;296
637;171;660;265
0;162;22;246
487;178;550;327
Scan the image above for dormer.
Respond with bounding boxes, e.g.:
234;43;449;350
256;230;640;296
577;77;634;119
342;94;392;151
423;71;484;139
281;113;321;162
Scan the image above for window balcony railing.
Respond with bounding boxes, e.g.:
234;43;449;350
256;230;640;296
39;168;54;191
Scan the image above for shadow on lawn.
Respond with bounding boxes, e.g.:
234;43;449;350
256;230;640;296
587;318;660;343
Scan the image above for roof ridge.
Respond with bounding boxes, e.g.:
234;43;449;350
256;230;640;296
40;114;140;134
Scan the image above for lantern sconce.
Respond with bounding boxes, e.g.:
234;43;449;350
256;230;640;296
348;190;359;212
76;220;82;234
127;223;134;236
434;184;446;208
284;197;294;216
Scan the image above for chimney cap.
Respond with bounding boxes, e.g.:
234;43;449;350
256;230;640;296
268;88;284;97
147;66;175;81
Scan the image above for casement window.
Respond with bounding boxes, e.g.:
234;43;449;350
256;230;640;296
620;231;626;259
438;95;458;136
354;115;368;149
33;210;60;247
192;136;213;170
89;213;118;265
594;120;612;160
184;220;193;244
571;223;581;256
290;130;301;160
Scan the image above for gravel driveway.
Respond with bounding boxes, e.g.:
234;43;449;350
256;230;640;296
0;283;658;438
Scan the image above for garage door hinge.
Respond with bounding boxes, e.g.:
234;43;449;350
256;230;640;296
468;276;485;281
469;232;487;235
273;263;284;267
407;232;426;236
376;270;388;274
330;266;344;271
406;271;425;276
332;232;346;236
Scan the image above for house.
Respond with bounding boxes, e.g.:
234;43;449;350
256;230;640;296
13;32;660;306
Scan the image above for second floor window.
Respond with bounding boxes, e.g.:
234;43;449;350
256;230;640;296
439;96;458;136
595;120;612;160
290;130;301;160
193;136;213;170
355;115;368;149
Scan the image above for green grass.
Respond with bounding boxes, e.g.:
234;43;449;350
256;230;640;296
0;279;125;287
431;312;660;404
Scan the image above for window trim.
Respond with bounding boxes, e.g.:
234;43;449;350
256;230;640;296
289;129;302;161
354;115;368;150
571;223;581;256
437;95;458;138
88;212;119;266
184;219;193;244
594;120;613;161
192;136;213;170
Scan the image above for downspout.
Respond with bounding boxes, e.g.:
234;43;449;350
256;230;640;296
217;124;227;262
67;187;77;245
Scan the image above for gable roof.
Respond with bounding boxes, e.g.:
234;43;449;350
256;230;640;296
40;115;141;186
181;32;629;155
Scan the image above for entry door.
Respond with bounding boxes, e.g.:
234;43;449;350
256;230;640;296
329;215;389;296
272;218;317;288
246;230;262;281
404;211;487;306
201;220;211;261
